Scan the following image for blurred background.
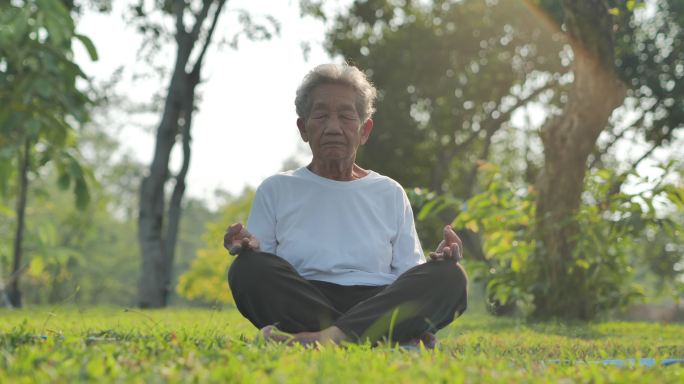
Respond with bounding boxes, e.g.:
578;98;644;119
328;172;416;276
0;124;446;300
1;0;682;321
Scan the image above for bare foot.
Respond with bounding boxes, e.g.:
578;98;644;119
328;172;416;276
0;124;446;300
257;325;348;347
258;325;293;343
400;332;438;350
292;326;348;346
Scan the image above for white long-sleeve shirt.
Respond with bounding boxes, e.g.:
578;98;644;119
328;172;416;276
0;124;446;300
246;166;425;286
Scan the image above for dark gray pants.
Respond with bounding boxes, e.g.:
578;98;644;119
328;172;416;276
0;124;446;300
228;251;468;344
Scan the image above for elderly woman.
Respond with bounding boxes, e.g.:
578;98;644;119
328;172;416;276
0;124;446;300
224;63;467;346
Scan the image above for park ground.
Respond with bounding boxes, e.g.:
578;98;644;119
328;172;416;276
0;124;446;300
1;306;683;383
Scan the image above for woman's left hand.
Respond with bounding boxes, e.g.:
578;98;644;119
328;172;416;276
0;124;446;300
429;225;463;262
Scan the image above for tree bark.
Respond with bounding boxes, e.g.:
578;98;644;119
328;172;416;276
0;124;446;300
138;63;192;308
8;139;31;308
533;0;626;319
161;73;197;303
137;13;193;307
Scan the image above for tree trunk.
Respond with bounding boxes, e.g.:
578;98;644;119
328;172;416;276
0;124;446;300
532;0;626;319
0;257;11;307
161;73;197;304
137;69;189;308
8;139;31;308
137;37;192;306
137;0;225;308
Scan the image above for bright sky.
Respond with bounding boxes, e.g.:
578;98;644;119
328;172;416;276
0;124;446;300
74;1;332;203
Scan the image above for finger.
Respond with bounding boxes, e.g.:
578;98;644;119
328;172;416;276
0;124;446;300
241;238;250;246
225;223;243;237
248;238;260;250
444;225;461;247
228;244;242;255
451;245;462;261
232;236;254;255
442;245;452;260
238;227;257;241
435;240;445;253
224;233;236;250
224;223;244;248
230;238;247;254
228;229;251;248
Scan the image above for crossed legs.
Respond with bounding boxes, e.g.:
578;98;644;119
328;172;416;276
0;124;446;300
228;251;467;345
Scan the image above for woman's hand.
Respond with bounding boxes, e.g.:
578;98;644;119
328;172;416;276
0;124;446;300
223;223;261;255
429;225;463;262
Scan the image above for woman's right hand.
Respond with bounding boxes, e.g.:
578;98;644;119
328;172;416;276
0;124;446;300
223;223;260;255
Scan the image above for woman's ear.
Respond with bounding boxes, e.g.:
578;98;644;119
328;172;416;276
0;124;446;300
360;118;374;145
297;118;308;142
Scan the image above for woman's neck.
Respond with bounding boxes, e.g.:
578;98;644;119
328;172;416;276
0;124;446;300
307;159;368;181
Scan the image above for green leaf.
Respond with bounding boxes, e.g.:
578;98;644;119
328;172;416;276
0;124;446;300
43;14;65;45
74;174;90;210
57;171;71;190
417;197;441;221
664;185;684;209
75;34;99;61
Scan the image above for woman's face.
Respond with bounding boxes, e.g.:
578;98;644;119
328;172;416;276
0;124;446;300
297;83;373;163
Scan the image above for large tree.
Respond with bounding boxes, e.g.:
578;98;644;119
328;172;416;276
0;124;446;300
530;0;684;319
132;0;278;307
309;0;683;318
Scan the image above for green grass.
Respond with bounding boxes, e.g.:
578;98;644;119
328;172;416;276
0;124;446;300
1;306;683;383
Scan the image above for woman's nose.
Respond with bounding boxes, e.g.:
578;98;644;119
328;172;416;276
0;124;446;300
323;117;343;134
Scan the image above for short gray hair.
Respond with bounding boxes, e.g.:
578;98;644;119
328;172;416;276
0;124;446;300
295;63;378;121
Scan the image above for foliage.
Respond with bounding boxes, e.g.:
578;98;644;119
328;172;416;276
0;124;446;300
420;162;684;318
1;307;683;382
0;109;215;306
312;0;565;196
451;162;537;311
554;164;684;314
0;0;99;306
308;0;684;319
0;121;140;305
0;0;96;205
537;0;684;163
176;189;255;305
611;0;684;148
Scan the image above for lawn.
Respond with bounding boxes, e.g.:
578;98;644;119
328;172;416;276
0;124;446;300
1;306;683;383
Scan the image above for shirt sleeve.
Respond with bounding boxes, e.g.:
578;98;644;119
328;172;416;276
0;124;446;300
390;187;425;276
246;180;278;254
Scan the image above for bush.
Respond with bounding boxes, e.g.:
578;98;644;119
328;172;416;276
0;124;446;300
176;189;254;305
418;161;684;319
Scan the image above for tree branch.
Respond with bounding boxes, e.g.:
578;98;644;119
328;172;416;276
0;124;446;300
190;0;227;76
588;121;632;169
453;80;556;153
599;141;661;210
189;0;215;43
174;0;186;40
588;101;659;169
630;141;660;171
